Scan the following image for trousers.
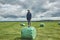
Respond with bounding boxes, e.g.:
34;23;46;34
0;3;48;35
27;20;31;27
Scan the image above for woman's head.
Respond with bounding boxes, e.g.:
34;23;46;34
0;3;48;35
27;10;30;12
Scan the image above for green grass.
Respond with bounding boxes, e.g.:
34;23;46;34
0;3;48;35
0;21;60;40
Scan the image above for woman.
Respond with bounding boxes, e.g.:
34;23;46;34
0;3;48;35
26;10;32;27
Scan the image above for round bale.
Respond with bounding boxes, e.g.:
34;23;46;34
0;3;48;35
21;27;36;40
58;22;60;25
40;23;45;27
20;23;25;26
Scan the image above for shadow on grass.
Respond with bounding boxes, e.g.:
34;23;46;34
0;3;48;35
14;37;33;40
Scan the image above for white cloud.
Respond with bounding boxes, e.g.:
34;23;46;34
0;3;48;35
19;0;26;2
0;3;26;16
0;0;60;21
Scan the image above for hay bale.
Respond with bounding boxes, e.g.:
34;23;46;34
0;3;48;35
20;23;25;26
21;27;36;40
58;22;60;25
40;23;45;27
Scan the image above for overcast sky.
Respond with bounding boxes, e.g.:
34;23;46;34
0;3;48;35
0;0;60;21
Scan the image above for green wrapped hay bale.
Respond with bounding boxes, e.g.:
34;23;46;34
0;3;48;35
40;23;45;27
21;27;36;40
58;22;60;25
20;23;25;26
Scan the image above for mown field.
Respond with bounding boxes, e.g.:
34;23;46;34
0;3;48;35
0;21;60;40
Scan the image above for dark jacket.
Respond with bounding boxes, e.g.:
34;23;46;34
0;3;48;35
26;12;32;20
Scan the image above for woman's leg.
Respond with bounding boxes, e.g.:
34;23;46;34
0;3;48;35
28;20;31;27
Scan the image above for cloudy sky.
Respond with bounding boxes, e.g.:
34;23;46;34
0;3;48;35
0;0;60;21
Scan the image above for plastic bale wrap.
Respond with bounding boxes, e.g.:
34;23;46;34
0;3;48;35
58;22;60;25
21;27;36;40
40;23;45;27
20;23;25;26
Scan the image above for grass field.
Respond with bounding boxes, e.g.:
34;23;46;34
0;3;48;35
0;21;60;40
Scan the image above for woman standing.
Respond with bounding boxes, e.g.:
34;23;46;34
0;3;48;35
26;10;32;27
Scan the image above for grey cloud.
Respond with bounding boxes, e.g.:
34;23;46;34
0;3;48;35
0;0;17;4
51;9;60;17
49;0;57;3
1;14;18;18
0;0;60;21
52;13;60;17
1;14;26;18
